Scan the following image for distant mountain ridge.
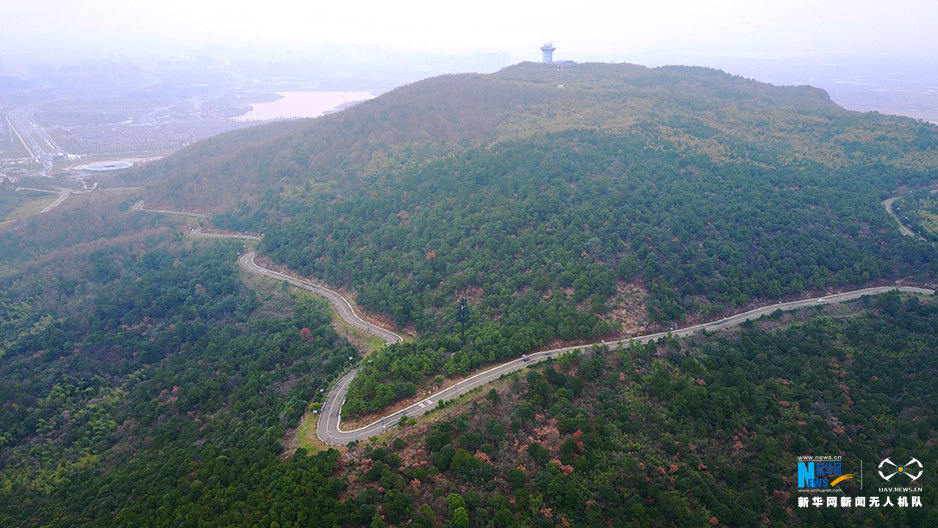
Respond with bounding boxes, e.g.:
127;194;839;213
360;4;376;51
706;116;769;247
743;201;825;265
132;61;938;217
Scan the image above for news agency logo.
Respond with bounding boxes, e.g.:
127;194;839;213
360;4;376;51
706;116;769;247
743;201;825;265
878;457;923;482
794;453;928;509
798;456;854;490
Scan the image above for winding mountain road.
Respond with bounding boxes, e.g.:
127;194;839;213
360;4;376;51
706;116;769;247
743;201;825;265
315;285;935;444
146;203;936;446
882;196;921;239
238;252;403;346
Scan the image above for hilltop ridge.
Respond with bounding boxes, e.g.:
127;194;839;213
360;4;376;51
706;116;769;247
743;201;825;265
122;62;938;383
130;61;937;216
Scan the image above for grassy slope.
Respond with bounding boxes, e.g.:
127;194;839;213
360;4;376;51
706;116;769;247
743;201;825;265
0;188;57;226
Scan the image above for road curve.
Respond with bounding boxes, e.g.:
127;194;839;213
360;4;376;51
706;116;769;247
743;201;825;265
135;205;406;445
315;285;935;445
14;185;145;221
882;196;922;239
239;252;403;346
16;186;70;214
136;204;937;446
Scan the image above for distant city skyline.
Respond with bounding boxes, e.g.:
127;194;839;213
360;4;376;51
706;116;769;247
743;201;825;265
3;0;938;64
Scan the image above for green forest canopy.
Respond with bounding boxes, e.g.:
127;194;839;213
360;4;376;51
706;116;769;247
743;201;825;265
120;62;938;417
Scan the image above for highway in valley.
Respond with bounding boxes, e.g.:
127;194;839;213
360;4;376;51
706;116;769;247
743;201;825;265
145;204;936;446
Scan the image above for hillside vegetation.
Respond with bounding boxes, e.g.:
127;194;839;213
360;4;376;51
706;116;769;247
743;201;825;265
272;129;937;418
126;62;938;416
134;62;938;215
0;195;360;526
896;188;938;240
4;203;936;528
332;294;938;528
3;61;938;527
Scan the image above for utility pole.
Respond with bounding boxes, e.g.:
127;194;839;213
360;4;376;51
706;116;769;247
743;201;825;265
458;297;470;347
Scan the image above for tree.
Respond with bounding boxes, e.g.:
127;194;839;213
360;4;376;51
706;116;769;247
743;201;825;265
451;507;469;528
509;468;526;489
457;297;470;346
447;493;466;512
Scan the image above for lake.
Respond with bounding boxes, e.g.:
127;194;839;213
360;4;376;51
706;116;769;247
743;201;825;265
233;91;374;121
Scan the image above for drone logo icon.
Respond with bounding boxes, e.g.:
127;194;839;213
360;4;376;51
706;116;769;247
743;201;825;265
878;457;923;481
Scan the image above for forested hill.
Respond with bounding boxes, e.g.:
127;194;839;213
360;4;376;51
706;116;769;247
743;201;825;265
127;61;938;375
131;61;938;217
130;72;553;213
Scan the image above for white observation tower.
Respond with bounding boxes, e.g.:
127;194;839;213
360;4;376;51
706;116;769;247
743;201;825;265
540;42;556;64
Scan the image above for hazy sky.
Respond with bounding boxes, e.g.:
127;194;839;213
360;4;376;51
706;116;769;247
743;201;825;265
3;0;938;63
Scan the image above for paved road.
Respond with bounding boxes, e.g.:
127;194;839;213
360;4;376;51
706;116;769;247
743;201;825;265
138;204;938;446
314;284;934;445
6;105;67;160
14;186;59;194
190;228;262;241
239;252;403;346
882;196;921;239
6;112;35;159
14;185;143;219
15;186;70;214
132;200;209;218
40;188;70;214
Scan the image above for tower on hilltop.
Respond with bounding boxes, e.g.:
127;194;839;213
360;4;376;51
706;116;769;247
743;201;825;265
540;42;556;64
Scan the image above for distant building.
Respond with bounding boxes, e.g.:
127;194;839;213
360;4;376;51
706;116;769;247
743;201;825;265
540;42;556;64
